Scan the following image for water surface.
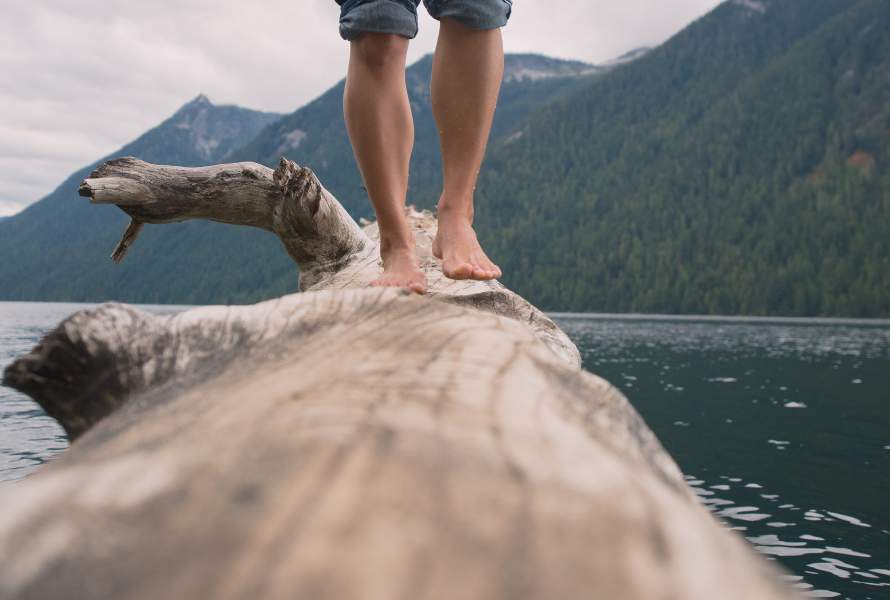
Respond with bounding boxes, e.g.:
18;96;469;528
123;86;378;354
555;314;890;600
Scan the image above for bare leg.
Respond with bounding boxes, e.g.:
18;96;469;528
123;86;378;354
344;33;426;293
430;18;504;281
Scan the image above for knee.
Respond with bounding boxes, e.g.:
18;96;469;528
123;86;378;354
351;33;408;72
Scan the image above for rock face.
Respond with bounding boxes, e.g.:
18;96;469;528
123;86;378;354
0;158;798;600
168;94;283;163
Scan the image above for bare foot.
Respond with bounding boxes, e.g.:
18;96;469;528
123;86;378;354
371;244;427;294
432;208;502;281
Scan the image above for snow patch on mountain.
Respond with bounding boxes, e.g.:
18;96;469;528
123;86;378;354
731;0;767;15
505;65;602;82
503;55;602;83
276;129;308;156
504;130;525;144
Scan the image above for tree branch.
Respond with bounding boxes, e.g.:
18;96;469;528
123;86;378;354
78;157;372;274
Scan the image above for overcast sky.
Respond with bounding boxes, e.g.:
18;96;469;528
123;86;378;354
0;0;723;216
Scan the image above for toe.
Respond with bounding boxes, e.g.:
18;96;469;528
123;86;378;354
444;260;474;280
469;258;486;280
372;277;397;288
483;259;501;280
472;267;492;281
469;259;495;280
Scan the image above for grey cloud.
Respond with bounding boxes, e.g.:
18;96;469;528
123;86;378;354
0;0;721;217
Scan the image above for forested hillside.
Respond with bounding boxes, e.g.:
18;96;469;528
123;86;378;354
474;0;890;316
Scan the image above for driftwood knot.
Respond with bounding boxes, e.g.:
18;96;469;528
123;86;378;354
274;157;323;218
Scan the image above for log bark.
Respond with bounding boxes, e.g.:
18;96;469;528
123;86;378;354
0;157;797;600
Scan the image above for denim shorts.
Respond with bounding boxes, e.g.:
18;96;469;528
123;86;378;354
335;0;512;41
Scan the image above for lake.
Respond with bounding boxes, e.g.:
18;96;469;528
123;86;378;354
1;302;888;599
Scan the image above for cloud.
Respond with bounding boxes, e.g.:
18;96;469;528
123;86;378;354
0;0;722;216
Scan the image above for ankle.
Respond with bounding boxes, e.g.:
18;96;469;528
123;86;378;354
436;198;474;224
379;234;415;256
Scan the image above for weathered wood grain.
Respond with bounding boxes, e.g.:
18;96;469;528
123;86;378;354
0;157;797;599
0;290;792;600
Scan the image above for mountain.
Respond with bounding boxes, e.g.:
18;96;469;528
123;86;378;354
5;0;888;317
0;97;285;304
0;54;610;304
473;0;890;316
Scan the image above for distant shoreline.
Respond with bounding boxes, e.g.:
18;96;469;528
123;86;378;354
3;301;889;327
551;312;890;327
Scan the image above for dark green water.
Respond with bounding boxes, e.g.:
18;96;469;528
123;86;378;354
554;314;890;600
1;304;888;598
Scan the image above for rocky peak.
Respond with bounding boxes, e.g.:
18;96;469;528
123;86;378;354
173;94;213;119
188;93;212;107
154;95;282;163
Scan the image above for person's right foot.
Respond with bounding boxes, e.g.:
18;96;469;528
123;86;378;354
370;244;427;294
432;207;502;281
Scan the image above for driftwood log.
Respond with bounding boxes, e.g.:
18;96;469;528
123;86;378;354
0;157;795;599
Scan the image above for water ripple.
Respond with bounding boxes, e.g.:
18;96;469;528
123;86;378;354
686;473;889;599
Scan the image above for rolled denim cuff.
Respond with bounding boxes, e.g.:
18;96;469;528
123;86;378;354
425;0;512;30
338;0;419;40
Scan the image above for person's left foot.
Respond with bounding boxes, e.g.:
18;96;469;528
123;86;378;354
432;207;502;281
370;245;427;294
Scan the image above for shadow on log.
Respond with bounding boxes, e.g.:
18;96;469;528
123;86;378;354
0;157;797;599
